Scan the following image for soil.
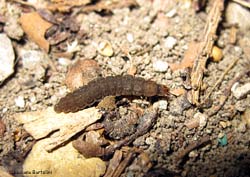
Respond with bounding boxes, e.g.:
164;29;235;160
1;0;250;177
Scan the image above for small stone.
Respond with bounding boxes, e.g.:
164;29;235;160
194;112;207;129
153;100;168;110
126;33;134;43
219;121;227;129
65;59;101;91
97;40;113;57
211;46;223;62
166;8;177;18
145;137;156;145
237;122;246;133
15;96;25;108
153;60;169;72
58;58;71;66
218;132;225;139
226;2;250;31
164;36;177;49
21;50;44;69
231;82;250;99
189;150;198;158
218;134;228;146
0;34;15;85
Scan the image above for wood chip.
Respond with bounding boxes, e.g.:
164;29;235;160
19;12;52;53
14;107;102;151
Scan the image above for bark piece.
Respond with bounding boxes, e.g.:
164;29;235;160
15;107;102;151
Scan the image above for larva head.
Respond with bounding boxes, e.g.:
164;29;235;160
157;85;168;96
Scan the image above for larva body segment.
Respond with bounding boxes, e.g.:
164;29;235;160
54;75;168;113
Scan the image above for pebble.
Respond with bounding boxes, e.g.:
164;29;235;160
231;82;250;99
0;34;15;85
226;2;250;31
237;122;247;133
153;100;168;110
166;8;177;18
211;46;223;62
218;132;225;139
65;59;101;91
153;60;169;72
145;137;156;145
195;112;207;129
169;95;191;115
97;40;113;57
218;134;228;146
20;50;43;69
126;33;134;43
15;96;25;108
58;58;71;66
189;150;198;158
164;36;177;49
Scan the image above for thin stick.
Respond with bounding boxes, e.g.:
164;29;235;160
201;58;239;105
190;0;224;104
208;67;250;116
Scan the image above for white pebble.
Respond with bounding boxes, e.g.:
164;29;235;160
153;60;169;72
194;112;208;129
153;100;168;110
0;34;15;84
166;8;177;18
15;96;25;108
20;50;43;69
145;137;156;145
126;33;134;43
58;58;71;66
231;82;250;99
164;36;177;49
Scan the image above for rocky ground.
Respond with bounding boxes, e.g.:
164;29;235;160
0;0;250;177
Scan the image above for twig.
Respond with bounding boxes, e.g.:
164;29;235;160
112;151;135;177
10;0;36;9
174;136;210;164
232;0;250;8
207;67;250;116
190;0;224;105
201;58;239;105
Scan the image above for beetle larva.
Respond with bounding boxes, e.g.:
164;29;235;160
54;75;168;113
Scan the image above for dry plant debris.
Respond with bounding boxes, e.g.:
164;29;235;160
190;0;224;104
0;119;6;138
14;107;102;151
48;0;91;12
169;42;199;71
19;12;53;53
0;34;15;85
65;59;101;91
23;140;106;177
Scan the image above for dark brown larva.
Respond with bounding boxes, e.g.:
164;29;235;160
54;75;168;113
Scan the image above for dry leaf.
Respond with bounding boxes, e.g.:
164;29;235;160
23;140;106;177
48;0;91;12
169;42;199;71
19;12;52;53
170;88;186;96
15;107;102;151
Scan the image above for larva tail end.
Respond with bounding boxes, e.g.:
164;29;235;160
157;85;169;96
54;103;62;113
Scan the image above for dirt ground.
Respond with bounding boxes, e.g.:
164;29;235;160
0;0;250;177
